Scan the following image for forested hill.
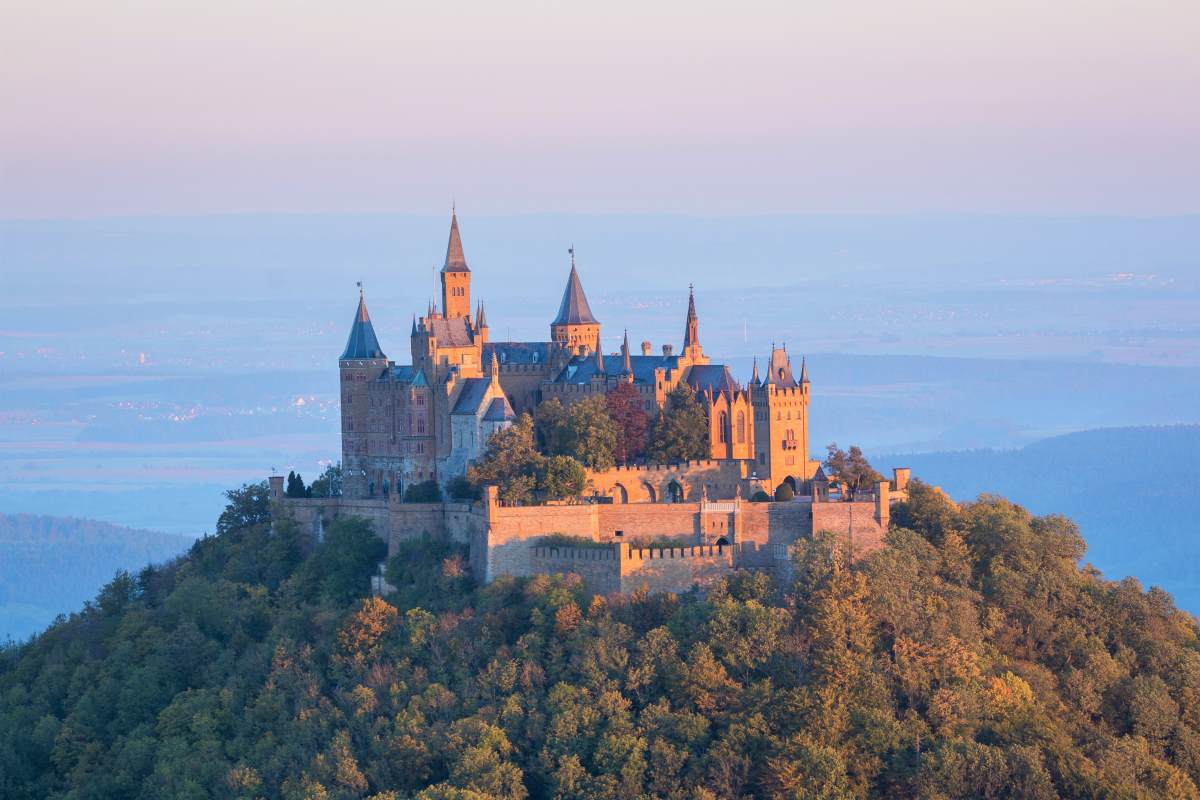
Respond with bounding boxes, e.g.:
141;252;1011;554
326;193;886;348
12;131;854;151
878;425;1200;610
0;514;192;642
4;484;1200;799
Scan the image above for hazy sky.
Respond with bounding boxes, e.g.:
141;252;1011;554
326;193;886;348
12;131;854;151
3;0;1198;217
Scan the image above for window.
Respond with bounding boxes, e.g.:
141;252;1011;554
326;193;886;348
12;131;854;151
736;411;746;443
719;411;728;443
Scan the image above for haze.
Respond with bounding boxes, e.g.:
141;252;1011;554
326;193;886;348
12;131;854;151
3;0;1199;217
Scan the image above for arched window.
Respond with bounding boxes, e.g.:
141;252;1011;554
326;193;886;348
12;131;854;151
736;411;746;443
719;411;728;443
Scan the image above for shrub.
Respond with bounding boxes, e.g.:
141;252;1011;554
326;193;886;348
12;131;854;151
404;480;442;503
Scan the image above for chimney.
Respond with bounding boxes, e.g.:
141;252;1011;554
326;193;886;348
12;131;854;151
662;344;674;356
641;340;652;356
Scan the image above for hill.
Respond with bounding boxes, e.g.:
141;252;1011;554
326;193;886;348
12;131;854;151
0;514;192;642
3;483;1200;799
876;425;1200;611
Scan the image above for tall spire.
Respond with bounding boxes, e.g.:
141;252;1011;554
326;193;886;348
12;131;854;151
682;283;701;356
442;207;469;273
411;314;418;336
489;348;500;387
621;329;632;374
594;333;605;373
751;356;760;385
476;300;488;329
800;356;809;384
340;283;386;360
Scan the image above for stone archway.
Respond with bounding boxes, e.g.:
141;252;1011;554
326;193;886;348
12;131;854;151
612;483;629;504
667;480;684;503
715;536;730;547
784;475;798;493
643;482;658;503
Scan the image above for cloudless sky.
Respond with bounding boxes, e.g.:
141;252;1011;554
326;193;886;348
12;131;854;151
3;0;1198;217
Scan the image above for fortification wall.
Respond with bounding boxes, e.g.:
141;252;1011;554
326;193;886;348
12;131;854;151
274;496;480;556
737;500;813;567
530;545;621;595
811;501;888;558
620;544;734;594
477;503;598;581
586;459;749;503
596;503;700;542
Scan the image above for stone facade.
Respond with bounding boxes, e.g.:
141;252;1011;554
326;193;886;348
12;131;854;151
338;211;818;500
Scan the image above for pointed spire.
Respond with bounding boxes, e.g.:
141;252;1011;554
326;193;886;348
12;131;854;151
683;283;701;353
340;284;386;360
553;249;599;325
442;207;469;272
411;314;418;336
800;356;809;384
476;300;487;329
621;329;632;374
594;333;605;373
489;348;500;387
751;356;760;385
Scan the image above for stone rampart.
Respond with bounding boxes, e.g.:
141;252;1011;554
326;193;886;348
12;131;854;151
586;459;750;503
530;545;621;595
620;543;734;594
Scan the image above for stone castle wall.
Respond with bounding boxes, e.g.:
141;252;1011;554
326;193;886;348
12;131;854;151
620;543;733;594
585;459;750;503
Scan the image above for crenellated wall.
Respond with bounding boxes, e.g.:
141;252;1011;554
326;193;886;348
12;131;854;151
585;459;751;503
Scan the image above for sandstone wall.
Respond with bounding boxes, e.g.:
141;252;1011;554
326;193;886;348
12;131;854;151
620;544;734;594
811;501;888;558
530;545;621;595
586;459;750;503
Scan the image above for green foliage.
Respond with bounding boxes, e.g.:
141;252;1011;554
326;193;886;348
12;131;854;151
404;479;443;503
535;396;619;470
774;482;795;501
309;463;343;498
215;480;271;535
446;474;482;501
536;455;587;501
286;470;310;498
3;484;1200;799
470;415;588;505
751;490;772;502
824;443;883;498
647;383;710;464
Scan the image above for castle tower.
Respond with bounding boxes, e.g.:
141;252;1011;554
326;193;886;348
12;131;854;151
682;284;704;362
339;285;389;497
550;249;600;353
750;344;814;491
440;209;471;320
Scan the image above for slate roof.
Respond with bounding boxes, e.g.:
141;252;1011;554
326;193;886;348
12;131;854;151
765;347;799;387
443;211;469;273
451;378;492;415
482;396;516;422
483;341;553;366
375;365;427;386
552;264;598;325
553;353;680;385
686;364;740;395
340;295;387;360
428;317;474;347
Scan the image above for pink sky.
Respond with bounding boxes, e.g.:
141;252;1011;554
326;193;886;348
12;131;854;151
2;0;1198;217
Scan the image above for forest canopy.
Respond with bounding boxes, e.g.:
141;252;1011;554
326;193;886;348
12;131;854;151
2;480;1199;799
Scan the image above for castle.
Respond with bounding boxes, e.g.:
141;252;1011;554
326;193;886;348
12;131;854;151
274;211;910;595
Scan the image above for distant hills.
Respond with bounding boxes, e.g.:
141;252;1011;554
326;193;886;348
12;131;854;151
878;424;1200;611
0;514;191;641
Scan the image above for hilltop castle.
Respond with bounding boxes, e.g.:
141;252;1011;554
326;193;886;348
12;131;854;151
339;210;819;500
274;211;910;595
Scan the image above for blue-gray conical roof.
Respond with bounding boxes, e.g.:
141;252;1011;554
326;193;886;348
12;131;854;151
340;293;386;360
552;263;598;325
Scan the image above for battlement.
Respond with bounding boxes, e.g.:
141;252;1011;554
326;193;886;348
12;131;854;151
624;543;727;561
531;545;619;561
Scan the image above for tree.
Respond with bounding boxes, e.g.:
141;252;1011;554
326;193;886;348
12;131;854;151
469;414;544;505
309;463;343;498
216;481;271;535
404;480;443;503
606;383;649;464
824;443;883;499
774;482;795;501
535;398;573;456
537;455;587;500
285;471;309;498
566;395;619;470
446;474;482;501
647;384;710;464
296;516;387;603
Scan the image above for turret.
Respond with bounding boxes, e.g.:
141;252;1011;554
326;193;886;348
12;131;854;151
475;301;489;345
339;284;389;497
440;208;471;319
550;248;600;353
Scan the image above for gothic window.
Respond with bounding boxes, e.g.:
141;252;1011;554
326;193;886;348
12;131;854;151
736;411;746;443
417;415;425;434
719;412;728;443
